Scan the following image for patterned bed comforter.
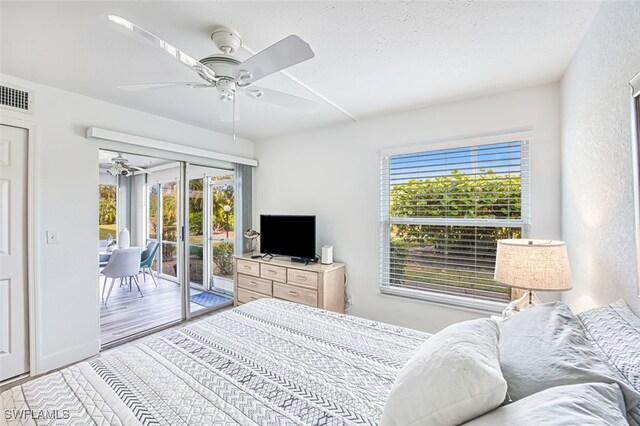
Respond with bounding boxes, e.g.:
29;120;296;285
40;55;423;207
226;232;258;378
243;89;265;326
1;299;429;425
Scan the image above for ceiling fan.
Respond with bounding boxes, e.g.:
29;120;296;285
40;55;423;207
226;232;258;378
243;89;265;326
106;15;319;122
104;153;152;177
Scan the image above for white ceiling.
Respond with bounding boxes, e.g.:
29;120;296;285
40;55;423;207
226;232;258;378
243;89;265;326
1;1;601;141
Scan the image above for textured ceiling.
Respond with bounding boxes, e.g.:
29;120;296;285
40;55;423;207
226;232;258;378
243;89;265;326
0;1;601;140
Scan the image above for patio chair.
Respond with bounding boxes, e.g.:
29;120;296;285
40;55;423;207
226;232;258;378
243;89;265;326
139;241;160;287
101;248;143;305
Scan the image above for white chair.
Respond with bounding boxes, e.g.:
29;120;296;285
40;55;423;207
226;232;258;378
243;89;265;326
101;248;143;305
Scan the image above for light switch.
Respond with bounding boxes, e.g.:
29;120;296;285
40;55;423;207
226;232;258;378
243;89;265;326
46;230;60;244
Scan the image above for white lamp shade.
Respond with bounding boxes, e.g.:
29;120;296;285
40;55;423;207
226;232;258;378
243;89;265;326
494;239;572;291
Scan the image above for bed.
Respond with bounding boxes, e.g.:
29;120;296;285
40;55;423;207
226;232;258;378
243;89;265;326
3;298;640;425
1;299;428;425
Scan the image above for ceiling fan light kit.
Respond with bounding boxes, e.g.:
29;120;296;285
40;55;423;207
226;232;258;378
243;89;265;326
108;15;319;123
216;79;236;101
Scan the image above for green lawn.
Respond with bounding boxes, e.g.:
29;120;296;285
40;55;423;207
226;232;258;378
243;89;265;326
391;261;510;301
99;224;117;240
188;230;235;246
190;235;204;245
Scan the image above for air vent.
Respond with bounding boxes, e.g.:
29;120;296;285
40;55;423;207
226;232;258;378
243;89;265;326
0;83;33;114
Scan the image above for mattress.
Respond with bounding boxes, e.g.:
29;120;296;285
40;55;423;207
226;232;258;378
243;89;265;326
1;299;429;425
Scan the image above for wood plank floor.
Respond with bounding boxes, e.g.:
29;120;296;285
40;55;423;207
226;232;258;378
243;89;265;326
1;300;234;393
99;274;230;346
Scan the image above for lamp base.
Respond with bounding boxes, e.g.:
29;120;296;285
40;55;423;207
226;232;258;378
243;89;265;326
502;290;542;318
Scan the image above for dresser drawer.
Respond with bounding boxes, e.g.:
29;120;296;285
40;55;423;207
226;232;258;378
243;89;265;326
237;259;260;277
237;274;272;296
287;268;319;289
237;288;270;304
260;263;287;282
273;282;317;307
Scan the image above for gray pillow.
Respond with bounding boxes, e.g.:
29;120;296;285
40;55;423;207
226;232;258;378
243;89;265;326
499;302;640;410
578;299;640;391
578;299;640;426
463;382;629;425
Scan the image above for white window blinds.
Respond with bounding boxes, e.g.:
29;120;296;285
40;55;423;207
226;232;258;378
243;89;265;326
380;140;530;305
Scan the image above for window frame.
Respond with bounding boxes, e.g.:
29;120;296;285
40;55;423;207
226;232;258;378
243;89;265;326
379;132;532;314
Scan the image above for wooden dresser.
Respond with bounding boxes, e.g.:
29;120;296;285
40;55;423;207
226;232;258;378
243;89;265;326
233;254;346;313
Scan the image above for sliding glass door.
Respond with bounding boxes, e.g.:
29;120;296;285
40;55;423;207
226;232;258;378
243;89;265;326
161;182;179;279
210;174;235;294
99;149;250;348
100;151;185;348
186;165;235;315
145;181;180;281
188;178;205;287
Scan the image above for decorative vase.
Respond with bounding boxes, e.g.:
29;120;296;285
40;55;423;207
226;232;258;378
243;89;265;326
244;229;260;254
118;228;130;249
105;233;113;245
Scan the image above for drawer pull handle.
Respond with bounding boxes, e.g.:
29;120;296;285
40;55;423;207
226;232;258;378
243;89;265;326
243;265;251;269
288;291;298;296
268;270;276;274
249;281;257;286
297;275;307;280
250;296;257;301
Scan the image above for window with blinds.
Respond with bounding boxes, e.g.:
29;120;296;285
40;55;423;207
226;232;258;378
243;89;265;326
380;140;530;307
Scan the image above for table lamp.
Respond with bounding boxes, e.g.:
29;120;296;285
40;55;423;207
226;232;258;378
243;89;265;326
494;239;572;318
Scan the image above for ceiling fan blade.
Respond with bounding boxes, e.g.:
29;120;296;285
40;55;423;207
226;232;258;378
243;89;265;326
105;15;217;83
118;82;212;91
235;35;314;84
243;87;318;113
129;166;153;174
219;99;239;122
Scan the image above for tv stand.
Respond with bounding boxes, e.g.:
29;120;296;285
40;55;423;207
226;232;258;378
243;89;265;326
233;254;346;313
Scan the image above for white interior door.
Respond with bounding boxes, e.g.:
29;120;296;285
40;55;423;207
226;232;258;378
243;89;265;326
0;124;29;382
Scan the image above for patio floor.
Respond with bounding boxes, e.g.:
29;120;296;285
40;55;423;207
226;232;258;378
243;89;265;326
99;274;232;346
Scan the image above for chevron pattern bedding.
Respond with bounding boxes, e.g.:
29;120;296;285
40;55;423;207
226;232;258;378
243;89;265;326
578;299;640;426
1;299;429;425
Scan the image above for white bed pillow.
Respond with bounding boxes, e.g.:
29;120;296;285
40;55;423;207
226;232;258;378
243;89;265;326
463;382;629;425
381;318;507;426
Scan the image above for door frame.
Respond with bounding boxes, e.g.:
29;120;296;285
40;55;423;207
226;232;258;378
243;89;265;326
0;113;39;381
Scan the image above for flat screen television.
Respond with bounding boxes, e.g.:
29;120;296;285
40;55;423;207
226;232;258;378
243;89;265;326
260;215;316;261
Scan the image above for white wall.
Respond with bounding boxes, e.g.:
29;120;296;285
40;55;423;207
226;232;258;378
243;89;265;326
254;83;561;333
0;73;254;374
561;2;640;315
